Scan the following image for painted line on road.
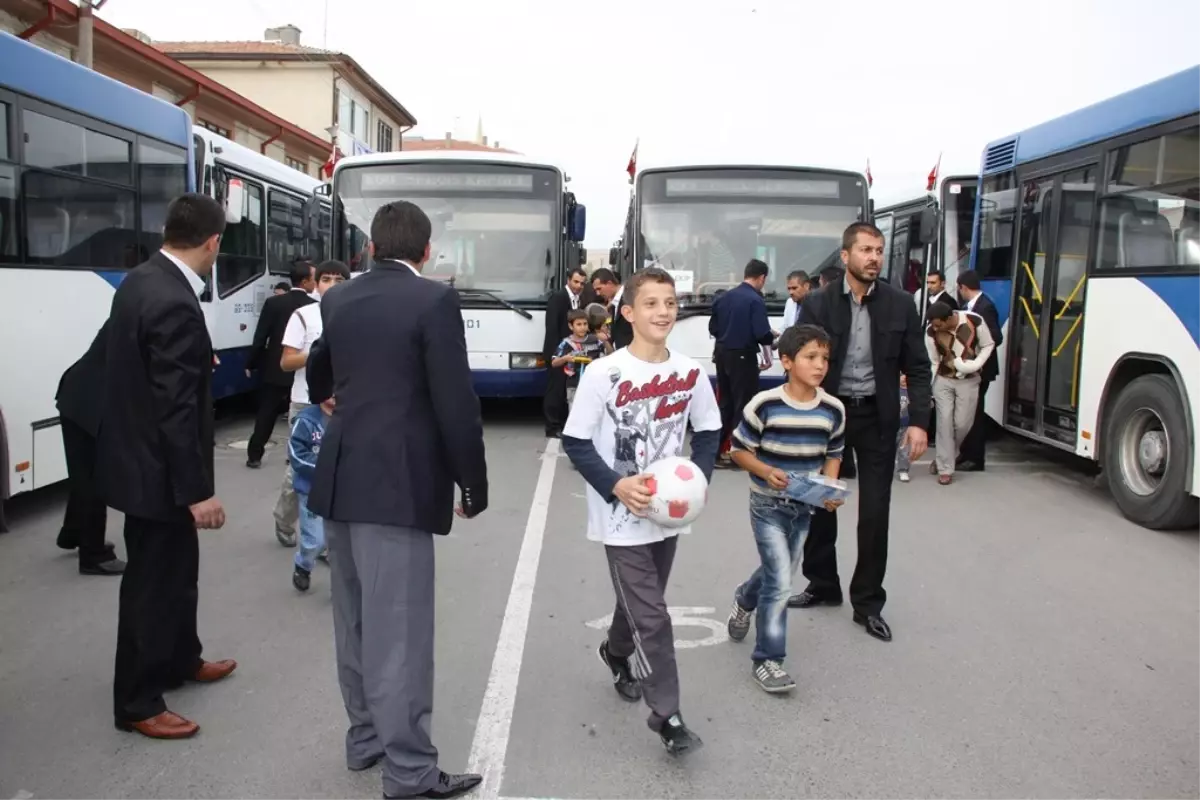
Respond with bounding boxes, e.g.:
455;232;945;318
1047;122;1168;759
468;437;561;799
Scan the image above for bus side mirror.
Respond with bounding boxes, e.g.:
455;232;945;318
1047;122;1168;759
224;178;245;225
868;199;876;219
568;203;587;242
302;197;319;241
609;246;619;267
578;247;587;267
918;206;939;243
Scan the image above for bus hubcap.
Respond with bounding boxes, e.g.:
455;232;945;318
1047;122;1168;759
1120;408;1168;497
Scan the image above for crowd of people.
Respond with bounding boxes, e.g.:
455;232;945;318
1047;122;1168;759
49;191;1005;797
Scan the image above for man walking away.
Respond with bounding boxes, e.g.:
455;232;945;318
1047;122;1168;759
955;270;1003;470
925;301;995;484
306;201;488;800
54;321;125;575
99;194;235;740
788;222;931;643
245;260;315;469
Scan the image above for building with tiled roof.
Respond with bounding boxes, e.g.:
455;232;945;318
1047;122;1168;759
404;134;520;154
153;25;416;167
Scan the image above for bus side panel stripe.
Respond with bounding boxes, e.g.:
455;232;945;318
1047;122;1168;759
980;278;1012;329
94;270;125;290
1138;276;1200;348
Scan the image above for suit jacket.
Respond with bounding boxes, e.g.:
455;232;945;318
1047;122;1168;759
97;252;215;521
56;320;108;437
799;278;933;432
246;289;315;386
609;286;633;350
542;287;579;361
969;292;1004;383
927;289;959;312
305;261;487;535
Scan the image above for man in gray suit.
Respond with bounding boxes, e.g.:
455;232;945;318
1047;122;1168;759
306;201;489;800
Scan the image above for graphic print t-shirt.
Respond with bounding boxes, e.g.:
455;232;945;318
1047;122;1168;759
562;348;722;546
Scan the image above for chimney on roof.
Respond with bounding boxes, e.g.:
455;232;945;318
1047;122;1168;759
122;28;152;44
482;135;488;147
445;132;451;144
264;24;302;46
494;141;501;149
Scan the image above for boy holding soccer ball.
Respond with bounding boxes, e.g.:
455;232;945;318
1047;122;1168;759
562;267;722;755
725;324;846;694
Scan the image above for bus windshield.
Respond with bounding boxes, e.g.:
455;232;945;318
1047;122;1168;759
335;164;561;302
636;170;867;306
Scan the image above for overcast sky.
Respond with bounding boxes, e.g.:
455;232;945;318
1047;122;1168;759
100;0;1199;248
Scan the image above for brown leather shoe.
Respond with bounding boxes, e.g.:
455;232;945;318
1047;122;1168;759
191;658;237;683
116;710;199;739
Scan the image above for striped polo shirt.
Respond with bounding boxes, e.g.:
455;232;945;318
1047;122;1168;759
731;385;847;496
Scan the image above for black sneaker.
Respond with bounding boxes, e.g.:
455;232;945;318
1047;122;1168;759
727;598;752;642
658;713;703;755
752;659;796;694
292;565;311;592
597;640;642;702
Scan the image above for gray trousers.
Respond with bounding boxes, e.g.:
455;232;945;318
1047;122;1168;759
605;536;680;731
326;520;439;797
933;374;981;475
272;401;307;537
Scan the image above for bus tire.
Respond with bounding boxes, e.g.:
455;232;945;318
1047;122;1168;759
1103;373;1199;530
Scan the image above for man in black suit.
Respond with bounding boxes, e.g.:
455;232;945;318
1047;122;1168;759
305;201;488;800
54;321;125;575
788;222;932;643
925;269;958;313
542;266;588;436
99;194;236;741
955;270;1004;470
588;267;631;349
244;259;315;469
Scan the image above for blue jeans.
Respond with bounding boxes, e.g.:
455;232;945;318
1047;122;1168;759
735;492;812;663
294;492;325;572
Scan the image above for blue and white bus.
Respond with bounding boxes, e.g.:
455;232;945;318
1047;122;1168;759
323;150;586;398
970;65;1199;529
0;31;195;509
612;160;871;387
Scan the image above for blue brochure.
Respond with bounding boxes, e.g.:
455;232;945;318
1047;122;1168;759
783;472;852;508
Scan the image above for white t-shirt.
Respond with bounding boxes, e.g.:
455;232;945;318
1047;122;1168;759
562;347;722;546
282;303;323;404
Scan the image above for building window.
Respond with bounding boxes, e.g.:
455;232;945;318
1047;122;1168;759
337;93;370;139
285;156;307;175
377;121;393;152
198;119;231;138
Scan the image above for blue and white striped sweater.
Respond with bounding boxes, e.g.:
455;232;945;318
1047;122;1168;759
731;386;846;495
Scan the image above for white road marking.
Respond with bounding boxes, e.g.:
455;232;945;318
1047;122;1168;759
467;438;561;799
584;605;729;649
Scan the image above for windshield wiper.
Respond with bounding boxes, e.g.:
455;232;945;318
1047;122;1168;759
455;287;533;320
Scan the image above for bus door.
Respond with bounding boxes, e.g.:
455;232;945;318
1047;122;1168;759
1005;166;1096;447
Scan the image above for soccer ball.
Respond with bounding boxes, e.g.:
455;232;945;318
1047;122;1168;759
643;456;708;528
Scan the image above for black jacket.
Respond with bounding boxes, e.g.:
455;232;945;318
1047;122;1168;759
969;293;1004;383
97;252;214;521
305;262;487;535
246;288;315;387
56;320;109;437
542;287;580;361
799;278;933;432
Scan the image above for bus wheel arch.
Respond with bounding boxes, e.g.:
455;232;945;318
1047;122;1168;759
1098;356;1198;530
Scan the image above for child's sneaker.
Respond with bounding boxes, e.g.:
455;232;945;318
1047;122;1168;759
658;713;703;755
597;640;641;702
752;659;796;694
727;599;752;642
292;565;311;592
897;470;910;483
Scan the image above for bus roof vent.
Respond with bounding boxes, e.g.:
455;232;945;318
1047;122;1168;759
984;138;1017;173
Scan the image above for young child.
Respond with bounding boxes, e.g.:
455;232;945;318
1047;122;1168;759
552;309;609;409
561;267;722;755
725;324;846;694
289;396;334;592
896;373;912;482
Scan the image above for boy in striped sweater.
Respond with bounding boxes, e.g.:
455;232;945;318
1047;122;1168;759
725;324;846;693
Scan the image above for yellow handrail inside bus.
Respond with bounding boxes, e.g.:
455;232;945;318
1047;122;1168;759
1056;273;1087;320
1052;314;1083;357
1020;296;1040;338
1022;260;1043;302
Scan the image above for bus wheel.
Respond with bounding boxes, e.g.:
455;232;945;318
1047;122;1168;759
1103;374;1199;530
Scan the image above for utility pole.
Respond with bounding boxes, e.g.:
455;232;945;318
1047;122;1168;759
76;0;108;69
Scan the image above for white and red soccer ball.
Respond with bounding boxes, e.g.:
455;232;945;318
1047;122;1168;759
643;456;708;528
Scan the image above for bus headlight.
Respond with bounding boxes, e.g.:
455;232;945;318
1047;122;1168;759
509;353;544;369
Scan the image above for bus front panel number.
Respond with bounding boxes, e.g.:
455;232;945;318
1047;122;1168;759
465;319;481;329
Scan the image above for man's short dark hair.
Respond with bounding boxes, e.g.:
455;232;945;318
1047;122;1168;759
786;270;809;283
744;259;769;280
623;266;675;306
315;260;351;282
928;269;945;282
567;308;589;325
928;301;955;322
957;269;981;291
820;265;844;285
777;323;831;360
290;260;313;287
567;266;587;282
273;281;290;291
841;221;884;251
371;201;431;263
162;193;226;249
590;267;617;285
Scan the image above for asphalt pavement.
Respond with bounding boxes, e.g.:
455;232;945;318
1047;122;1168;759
0;403;1196;800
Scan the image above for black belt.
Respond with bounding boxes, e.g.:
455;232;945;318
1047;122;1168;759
838;394;876;407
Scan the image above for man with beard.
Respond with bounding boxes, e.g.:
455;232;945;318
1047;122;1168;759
787;222;931;642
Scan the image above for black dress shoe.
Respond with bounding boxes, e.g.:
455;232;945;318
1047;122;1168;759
956;460;984;472
787;590;844;609
385;771;483;799
853;612;892;641
80;557;126;576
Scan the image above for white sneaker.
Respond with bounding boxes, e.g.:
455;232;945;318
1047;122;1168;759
897;471;910;483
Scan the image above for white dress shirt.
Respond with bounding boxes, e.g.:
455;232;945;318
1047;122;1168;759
160;249;205;298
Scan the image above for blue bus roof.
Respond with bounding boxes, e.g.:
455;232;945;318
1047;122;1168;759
981;65;1200;175
0;31;192;146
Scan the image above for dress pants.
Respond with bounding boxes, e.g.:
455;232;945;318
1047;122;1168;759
247;382;291;463
113;514;202;722
59;418;115;567
959;377;993;466
716;349;760;446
